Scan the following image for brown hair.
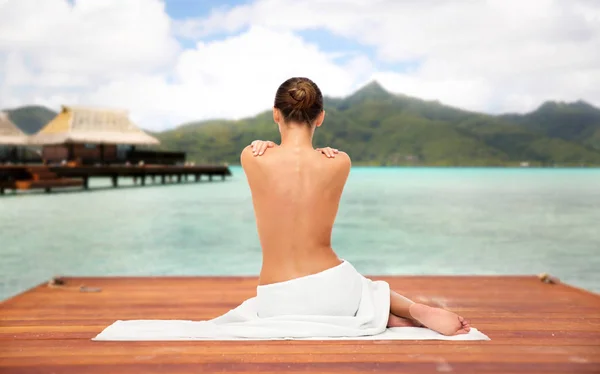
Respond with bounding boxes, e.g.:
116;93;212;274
274;77;323;126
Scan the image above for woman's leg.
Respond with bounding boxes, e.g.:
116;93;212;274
387;313;419;328
386;291;421;327
389;290;417;319
389;290;471;336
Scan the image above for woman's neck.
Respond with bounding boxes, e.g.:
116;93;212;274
279;124;314;149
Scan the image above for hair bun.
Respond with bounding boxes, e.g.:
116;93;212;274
274;77;323;125
288;81;316;110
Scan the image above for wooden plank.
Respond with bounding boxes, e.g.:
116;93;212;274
14;179;83;190
1;276;599;373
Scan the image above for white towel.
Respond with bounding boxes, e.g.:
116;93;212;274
93;262;490;341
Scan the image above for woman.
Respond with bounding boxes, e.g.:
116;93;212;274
94;77;473;341
242;77;470;336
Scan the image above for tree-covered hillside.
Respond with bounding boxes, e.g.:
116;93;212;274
156;82;600;166
5;82;600;166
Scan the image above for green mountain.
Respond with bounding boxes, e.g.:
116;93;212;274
4;105;56;134
5;82;600;166
156;82;600;166
501;101;600;151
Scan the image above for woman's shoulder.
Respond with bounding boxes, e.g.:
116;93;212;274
334;151;351;164
323;150;351;167
317;150;351;178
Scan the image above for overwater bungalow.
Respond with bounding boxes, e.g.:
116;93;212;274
0;112;29;164
28;106;184;165
1;106;230;194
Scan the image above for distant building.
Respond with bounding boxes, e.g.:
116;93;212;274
520;161;530;167
0;111;29;163
28;106;183;165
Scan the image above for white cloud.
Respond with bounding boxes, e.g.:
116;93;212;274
0;0;180;115
88;26;371;129
178;0;600;113
1;0;599;131
0;0;370;130
0;0;179;75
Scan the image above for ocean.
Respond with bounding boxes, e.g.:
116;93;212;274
1;166;599;300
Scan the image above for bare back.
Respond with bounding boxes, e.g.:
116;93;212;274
241;145;351;285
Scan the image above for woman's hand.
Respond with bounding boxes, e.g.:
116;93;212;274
250;140;276;156
250;141;338;158
316;147;339;158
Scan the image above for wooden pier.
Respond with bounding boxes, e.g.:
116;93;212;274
0;165;82;194
0;164;232;194
1;275;598;373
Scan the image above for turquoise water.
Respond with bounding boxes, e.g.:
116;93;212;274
1;167;599;300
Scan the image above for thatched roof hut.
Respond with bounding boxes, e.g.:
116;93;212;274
28;106;159;145
0;112;28;145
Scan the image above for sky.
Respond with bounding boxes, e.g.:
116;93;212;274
0;0;599;131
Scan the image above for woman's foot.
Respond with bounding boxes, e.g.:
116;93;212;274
387;313;420;328
408;303;471;336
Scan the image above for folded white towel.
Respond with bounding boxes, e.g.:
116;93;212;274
93;262;490;341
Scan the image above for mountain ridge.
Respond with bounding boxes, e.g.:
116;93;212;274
4;82;600;166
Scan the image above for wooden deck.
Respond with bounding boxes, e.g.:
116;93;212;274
0;164;232;194
49;164;231;179
1;276;599;373
0;165;83;193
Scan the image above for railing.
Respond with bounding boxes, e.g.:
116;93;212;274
45;150;187;166
123;150;186;165
2;148;187;166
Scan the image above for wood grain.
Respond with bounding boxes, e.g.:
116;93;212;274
1;276;599;373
